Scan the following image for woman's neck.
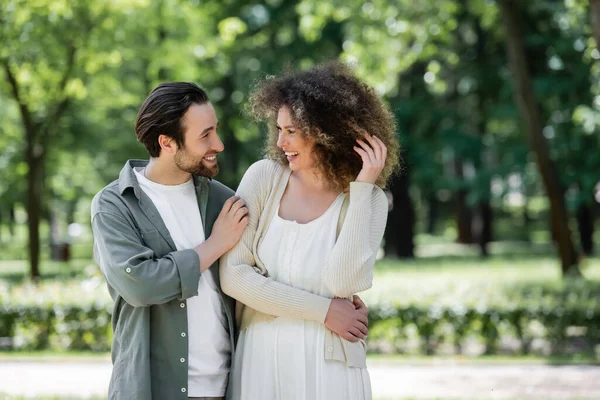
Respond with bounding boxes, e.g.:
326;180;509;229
292;168;332;194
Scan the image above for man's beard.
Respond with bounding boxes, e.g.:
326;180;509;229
174;148;219;178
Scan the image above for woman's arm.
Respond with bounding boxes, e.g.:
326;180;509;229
321;183;388;297
220;160;332;323
320;132;390;297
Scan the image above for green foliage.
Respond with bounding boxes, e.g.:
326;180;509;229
1;258;599;356
2;0;600;274
369;279;600;356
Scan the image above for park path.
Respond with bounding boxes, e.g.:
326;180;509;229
0;360;599;399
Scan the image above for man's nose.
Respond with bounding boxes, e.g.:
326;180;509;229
214;135;225;152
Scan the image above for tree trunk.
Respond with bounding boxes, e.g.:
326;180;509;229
475;202;493;257
8;205;15;238
522;192;531;228
454;158;474;244
27;150;44;281
67;199;78;225
49;208;60;247
590;0;600;47
215;75;240;189
473;14;493;257
426;194;438;235
499;0;579;275
576;202;594;256
384;170;415;258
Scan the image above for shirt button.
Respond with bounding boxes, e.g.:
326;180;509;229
181;388;186;393
125;267;132;273
180;303;185;308
181;332;186;338
327;346;333;353
180;357;185;363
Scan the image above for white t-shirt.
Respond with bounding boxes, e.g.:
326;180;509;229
134;168;230;397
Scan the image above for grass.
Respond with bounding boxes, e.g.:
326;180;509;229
0;396;103;400
362;255;600;305
0;351;110;362
0;396;593;400
1;351;597;366
0;259;95;284
2;251;600;307
366;353;600;366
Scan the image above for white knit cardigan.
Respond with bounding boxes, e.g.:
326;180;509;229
220;159;388;368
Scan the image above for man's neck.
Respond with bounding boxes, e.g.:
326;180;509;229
143;158;192;186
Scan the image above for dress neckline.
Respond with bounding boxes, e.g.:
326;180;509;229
275;193;344;226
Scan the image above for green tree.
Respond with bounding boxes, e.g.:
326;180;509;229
498;0;580;275
0;0;144;279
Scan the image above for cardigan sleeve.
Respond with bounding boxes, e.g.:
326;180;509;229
220;160;332;323
321;182;388;298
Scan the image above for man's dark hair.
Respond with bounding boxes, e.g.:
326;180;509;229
135;82;210;157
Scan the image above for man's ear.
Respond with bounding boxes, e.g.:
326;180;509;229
158;134;177;154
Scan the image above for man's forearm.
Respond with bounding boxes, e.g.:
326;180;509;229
195;236;225;273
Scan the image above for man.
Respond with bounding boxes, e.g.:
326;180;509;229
91;82;370;400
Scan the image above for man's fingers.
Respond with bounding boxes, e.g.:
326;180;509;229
235;206;249;221
221;196;240;214
353;295;365;308
349;327;366;340
353;320;369;336
229;198;246;214
343;331;360;343
356;312;368;327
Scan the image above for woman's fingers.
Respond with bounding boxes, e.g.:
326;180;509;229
353;146;369;163
363;134;382;162
373;136;387;165
356;139;376;163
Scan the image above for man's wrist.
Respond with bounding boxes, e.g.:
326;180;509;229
195;237;223;272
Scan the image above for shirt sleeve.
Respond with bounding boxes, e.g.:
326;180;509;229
92;210;201;307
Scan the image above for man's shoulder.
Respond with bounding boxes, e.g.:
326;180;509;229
91;180;122;216
208;178;235;197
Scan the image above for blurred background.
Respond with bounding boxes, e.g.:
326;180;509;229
1;0;600;399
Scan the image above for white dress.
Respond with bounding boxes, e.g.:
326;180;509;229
230;194;371;400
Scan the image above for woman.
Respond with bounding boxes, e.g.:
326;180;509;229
220;61;399;400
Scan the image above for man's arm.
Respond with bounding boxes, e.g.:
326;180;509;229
93;210;201;307
92;196;248;307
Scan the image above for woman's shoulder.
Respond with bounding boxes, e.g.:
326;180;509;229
239;158;288;192
348;181;389;213
243;159;286;181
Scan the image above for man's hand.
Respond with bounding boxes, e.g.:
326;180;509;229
195;196;249;272
324;298;369;342
353;295;369;320
211;196;249;251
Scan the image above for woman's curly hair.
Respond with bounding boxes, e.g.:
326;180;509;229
247;61;400;192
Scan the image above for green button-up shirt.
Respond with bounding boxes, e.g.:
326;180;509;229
91;160;236;400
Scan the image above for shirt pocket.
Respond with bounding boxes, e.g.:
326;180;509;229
140;230;173;258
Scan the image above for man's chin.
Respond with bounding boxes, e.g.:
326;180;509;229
193;163;219;178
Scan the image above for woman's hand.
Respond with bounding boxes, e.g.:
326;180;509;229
354;133;387;184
